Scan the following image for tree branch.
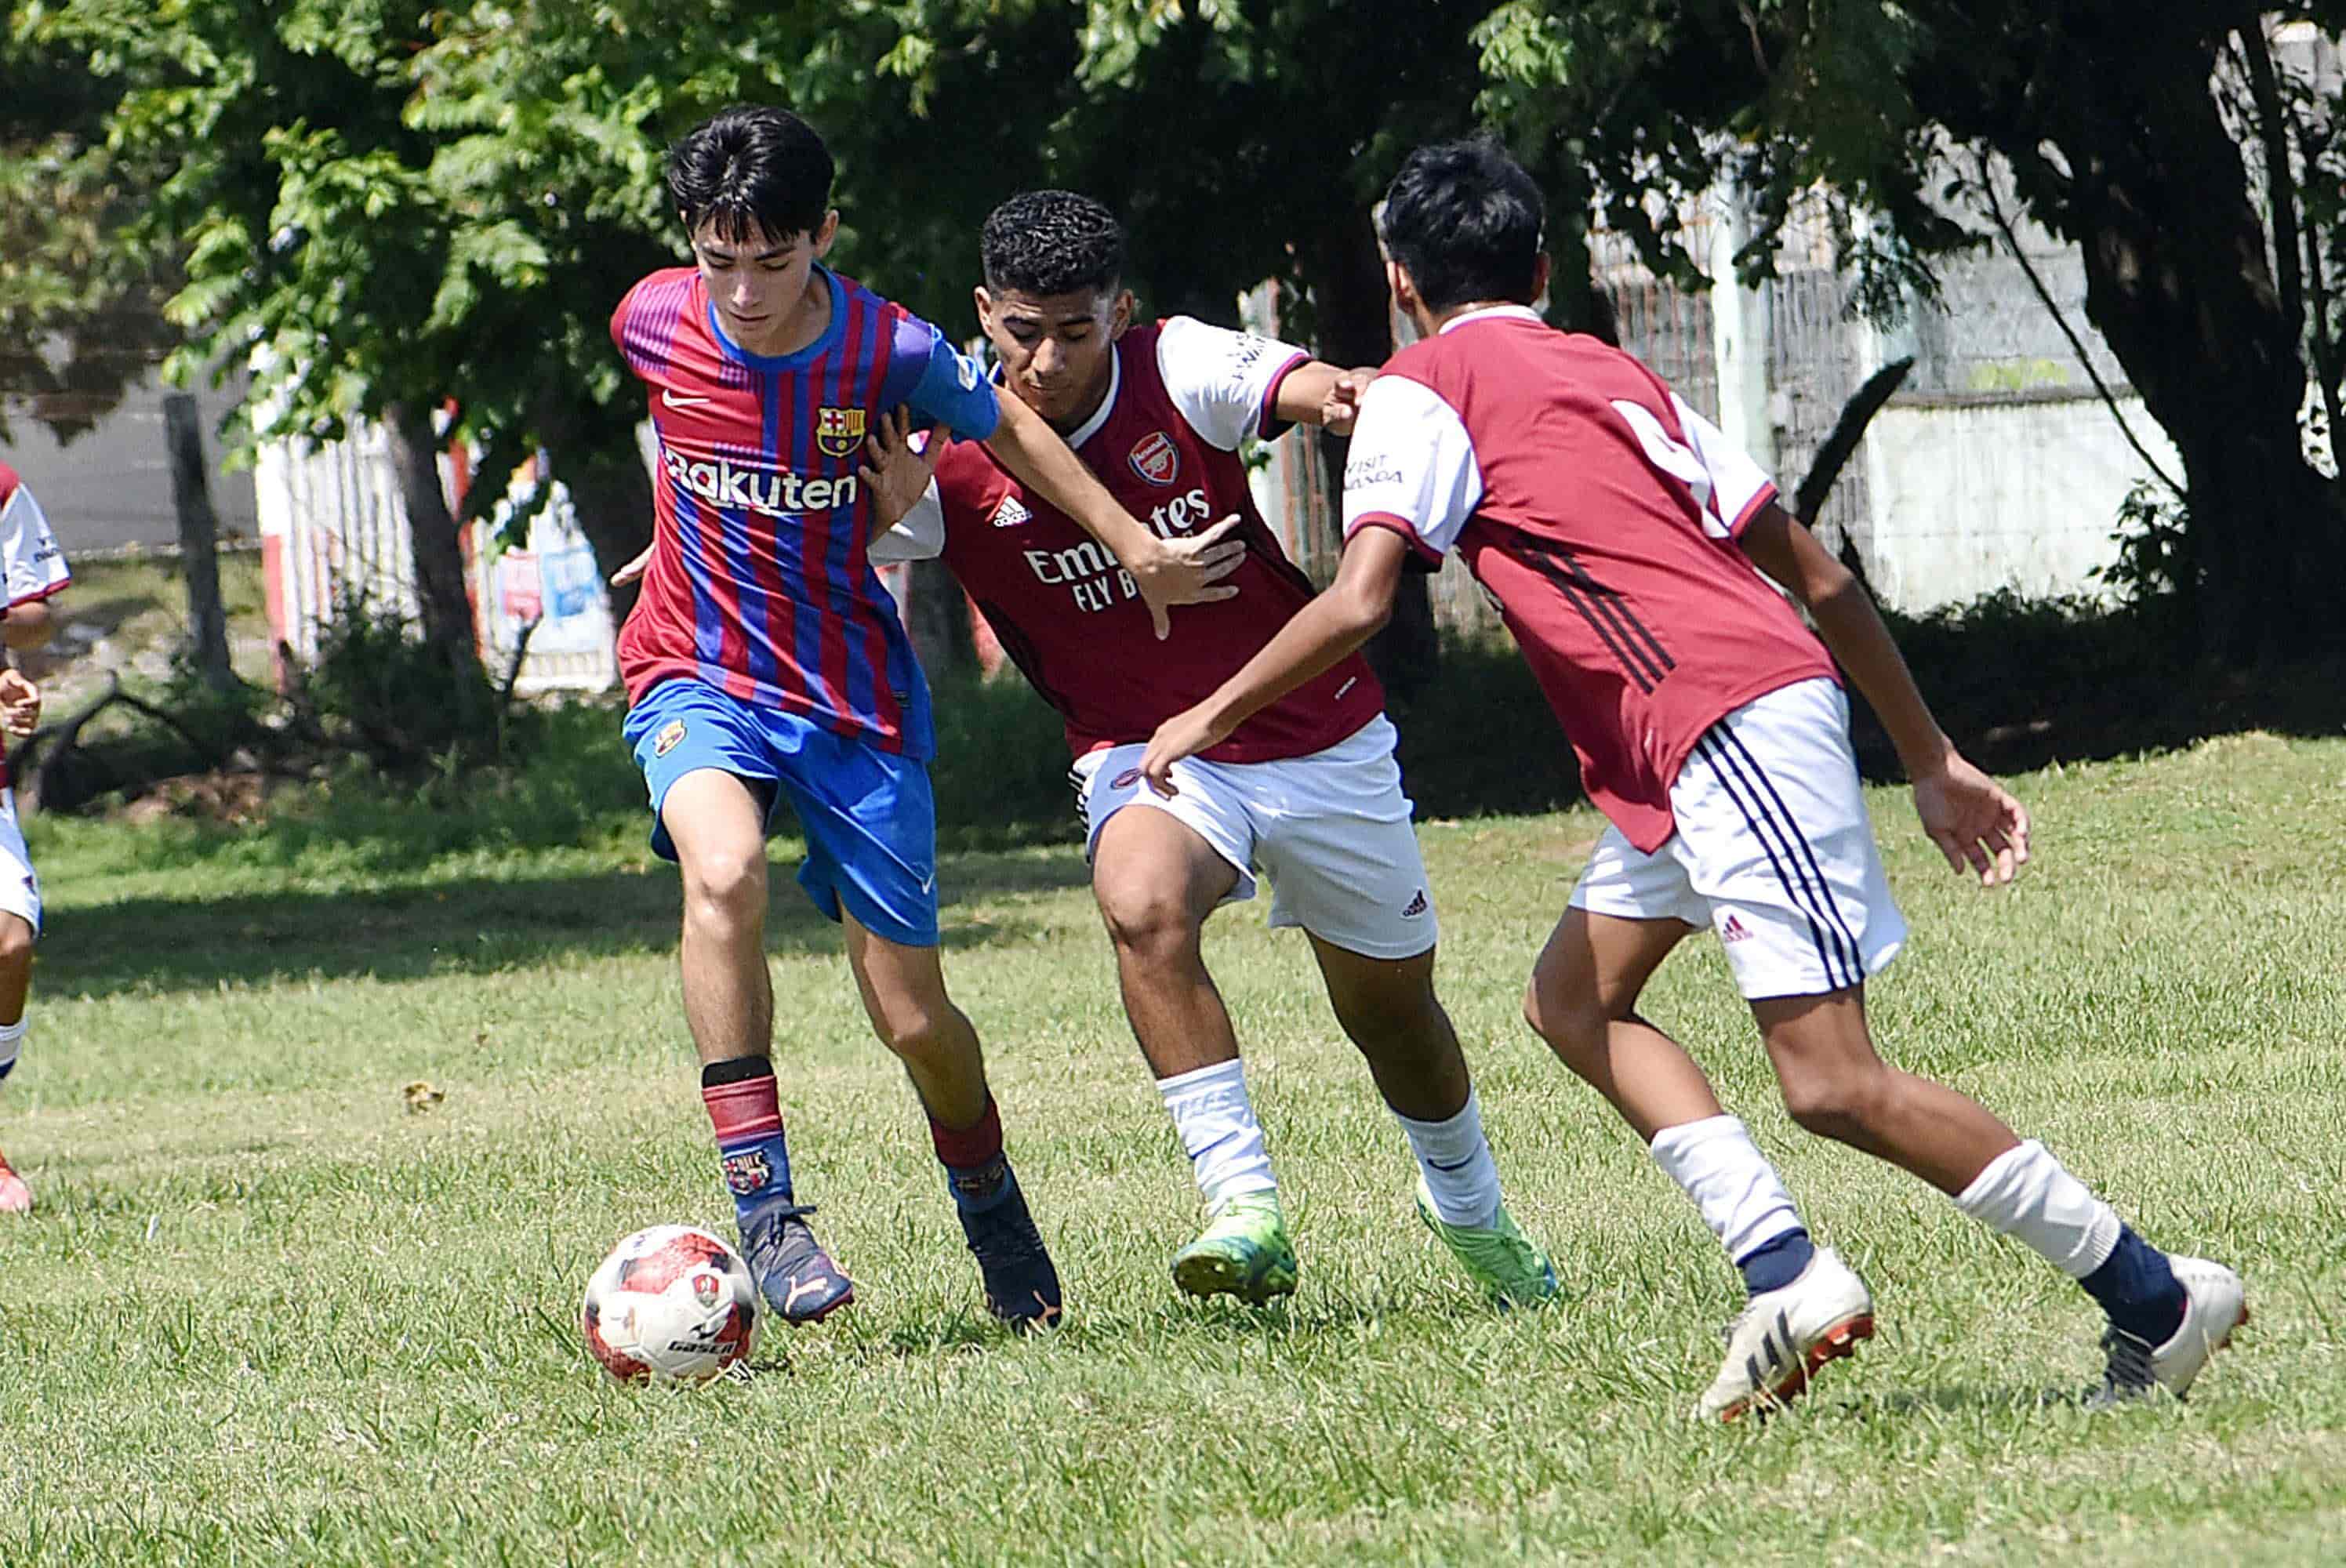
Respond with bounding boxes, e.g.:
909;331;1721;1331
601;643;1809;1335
1973;151;2187;499
2236;19;2304;344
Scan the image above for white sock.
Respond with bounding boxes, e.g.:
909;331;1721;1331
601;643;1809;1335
1393;1090;1502;1228
1952;1139;2121;1279
0;1017;24;1081
1157;1058;1276;1215
1648;1115;1806;1263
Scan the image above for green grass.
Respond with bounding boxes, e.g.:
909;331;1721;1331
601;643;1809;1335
2;731;2342;1565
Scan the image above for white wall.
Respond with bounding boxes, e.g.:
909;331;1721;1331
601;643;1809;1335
1860;390;2179;612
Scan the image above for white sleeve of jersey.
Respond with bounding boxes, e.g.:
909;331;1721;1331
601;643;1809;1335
866;479;946;564
0;483;69;608
1339;376;1483;557
1154;315;1309;452
1669;393;1778;536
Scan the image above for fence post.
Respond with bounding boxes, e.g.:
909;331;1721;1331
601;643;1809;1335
162;392;236;691
1709;192;1778;478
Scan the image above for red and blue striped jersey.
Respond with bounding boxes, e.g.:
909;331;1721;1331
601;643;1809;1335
611;264;999;758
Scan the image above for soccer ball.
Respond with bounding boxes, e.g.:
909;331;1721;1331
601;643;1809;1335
580;1224;759;1384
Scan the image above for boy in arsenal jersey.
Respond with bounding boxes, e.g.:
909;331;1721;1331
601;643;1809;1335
612;108;1242;1333
870;191;1557;1308
0;464;59;1214
1142;140;2245;1416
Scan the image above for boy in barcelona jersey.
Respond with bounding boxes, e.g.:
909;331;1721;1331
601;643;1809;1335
611;108;1242;1332
1140;140;2246;1417
865;191;1557;1308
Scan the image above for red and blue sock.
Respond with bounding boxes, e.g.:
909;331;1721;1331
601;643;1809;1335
931;1095;1012;1213
703;1055;795;1226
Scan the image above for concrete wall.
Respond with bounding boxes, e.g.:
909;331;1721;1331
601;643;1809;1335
0;372;259;555
1860;389;2178;612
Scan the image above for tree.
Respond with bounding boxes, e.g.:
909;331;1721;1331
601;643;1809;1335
0;25;174;444
1476;0;2346;664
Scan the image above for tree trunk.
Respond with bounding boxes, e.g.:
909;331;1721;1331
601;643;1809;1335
382;401;482;678
1306;212;1440;699
1918;11;2346;664
160;392;234;691
535;402;656;624
896;558;975;678
2050;38;2346;662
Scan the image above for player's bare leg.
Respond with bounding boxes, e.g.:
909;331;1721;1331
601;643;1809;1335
844;911;1062;1329
1091;806;1292;1301
1311;935;1555;1306
0;909;37;1214
663;768;853;1323
1523;907;1718;1138
1527;904;1867;1417
1753;985;2242;1405
666;770;775;1068
1749;985;2017;1195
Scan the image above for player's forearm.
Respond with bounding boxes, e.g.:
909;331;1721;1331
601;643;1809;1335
1195;586;1385;735
982;399;1163;568
1806;579;1955;777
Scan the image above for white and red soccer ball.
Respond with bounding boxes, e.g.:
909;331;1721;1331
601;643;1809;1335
581;1224;758;1384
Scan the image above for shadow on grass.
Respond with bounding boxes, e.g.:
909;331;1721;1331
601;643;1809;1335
43;845;1091;1000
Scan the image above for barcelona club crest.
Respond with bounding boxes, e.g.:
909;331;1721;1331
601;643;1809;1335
816;405;868;459
1128;430;1180;487
652;719;688;757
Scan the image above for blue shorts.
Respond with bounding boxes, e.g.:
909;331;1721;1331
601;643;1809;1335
624;680;941;948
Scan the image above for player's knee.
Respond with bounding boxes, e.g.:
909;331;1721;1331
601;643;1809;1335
1094;881;1202;968
680;845;766;929
1522;976;1600;1058
1779;1062;1890;1143
869;998;961;1065
0;918;34;978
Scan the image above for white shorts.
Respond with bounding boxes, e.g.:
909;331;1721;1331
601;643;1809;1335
1071;715;1438;960
0;789;38;936
1570;677;1904;1000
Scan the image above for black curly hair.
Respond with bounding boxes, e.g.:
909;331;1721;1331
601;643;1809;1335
981;191;1127;299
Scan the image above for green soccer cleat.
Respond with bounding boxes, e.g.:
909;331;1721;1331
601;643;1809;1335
1171;1190;1299;1305
1413;1178;1560;1309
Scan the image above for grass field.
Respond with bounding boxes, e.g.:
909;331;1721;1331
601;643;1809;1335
1;727;2341;1566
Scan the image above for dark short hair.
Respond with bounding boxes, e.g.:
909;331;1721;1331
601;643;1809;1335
1377;140;1545;312
980;191;1127;299
666;106;834;245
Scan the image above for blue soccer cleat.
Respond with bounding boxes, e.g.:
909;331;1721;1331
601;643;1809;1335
953;1161;1064;1332
738;1200;855;1324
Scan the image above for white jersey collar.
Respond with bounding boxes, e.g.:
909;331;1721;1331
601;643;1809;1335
1437;304;1544;334
1063;339;1126;449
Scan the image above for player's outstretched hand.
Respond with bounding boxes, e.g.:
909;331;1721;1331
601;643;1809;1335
1320;368;1379;437
1138;701;1237;798
1133;515;1247;641
0;669;40;737
859;405;948;532
609;543;653;588
1912;752;2030;887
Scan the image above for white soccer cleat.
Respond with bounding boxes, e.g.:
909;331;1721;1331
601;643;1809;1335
1696;1246;1875;1422
2089;1254;2247;1408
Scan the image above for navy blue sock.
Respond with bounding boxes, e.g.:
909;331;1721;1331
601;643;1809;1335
1738;1228;1816;1297
2080;1225;2186;1344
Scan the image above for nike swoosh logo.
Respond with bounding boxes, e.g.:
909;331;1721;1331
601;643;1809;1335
661;390;711;408
919;873;936;894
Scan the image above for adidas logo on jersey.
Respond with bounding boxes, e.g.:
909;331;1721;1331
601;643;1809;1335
1401;889;1429;918
1721;913;1754;943
990;495;1033;528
